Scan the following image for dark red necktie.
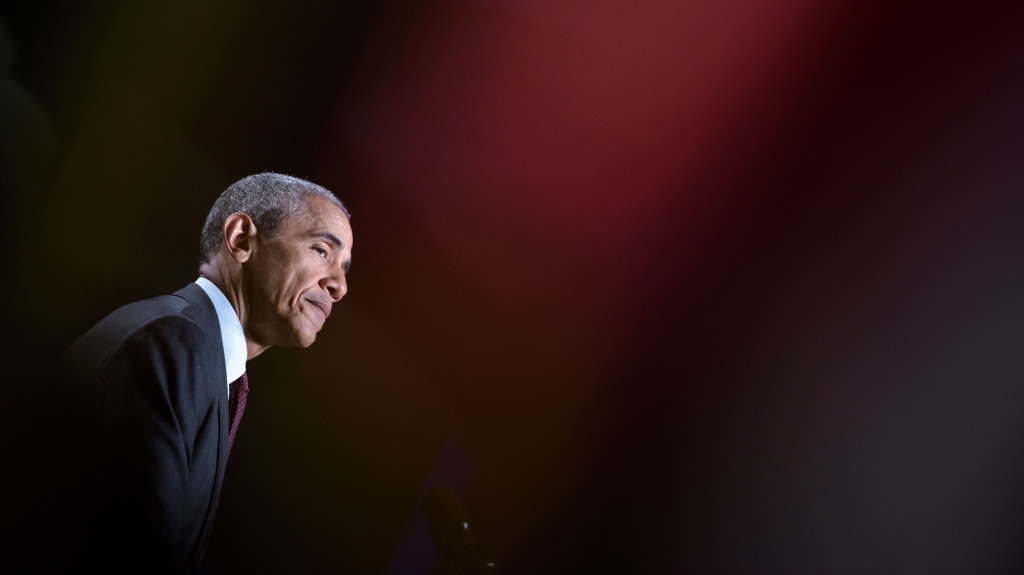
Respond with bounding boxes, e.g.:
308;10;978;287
227;372;249;457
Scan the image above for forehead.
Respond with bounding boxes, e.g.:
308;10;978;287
280;196;353;245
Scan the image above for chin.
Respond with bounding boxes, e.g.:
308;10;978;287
284;317;321;348
293;328;318;348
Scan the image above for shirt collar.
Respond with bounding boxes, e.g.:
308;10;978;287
195;277;247;387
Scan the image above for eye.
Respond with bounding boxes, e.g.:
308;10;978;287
313;247;328;258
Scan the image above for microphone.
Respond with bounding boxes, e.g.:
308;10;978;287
421;486;500;574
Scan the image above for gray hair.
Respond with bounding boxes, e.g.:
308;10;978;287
199;172;349;264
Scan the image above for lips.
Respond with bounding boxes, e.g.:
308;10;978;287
306;297;331;322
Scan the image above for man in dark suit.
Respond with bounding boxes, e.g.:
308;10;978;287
50;173;353;573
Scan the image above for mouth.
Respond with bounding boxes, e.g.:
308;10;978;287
306;298;331;322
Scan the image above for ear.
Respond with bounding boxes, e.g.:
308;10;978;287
222;212;258;263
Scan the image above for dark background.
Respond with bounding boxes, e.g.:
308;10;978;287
2;1;1024;573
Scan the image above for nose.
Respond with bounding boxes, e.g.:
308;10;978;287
322;270;347;302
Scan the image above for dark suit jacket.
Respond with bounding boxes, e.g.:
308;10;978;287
56;283;231;573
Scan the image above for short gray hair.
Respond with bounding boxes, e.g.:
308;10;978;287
200;172;349;264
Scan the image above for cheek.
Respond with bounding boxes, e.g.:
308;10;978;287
255;252;297;306
277;258;319;307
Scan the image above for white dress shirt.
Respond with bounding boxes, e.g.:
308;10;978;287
195;277;247;392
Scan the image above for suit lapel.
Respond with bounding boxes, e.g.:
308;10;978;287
174;282;231;462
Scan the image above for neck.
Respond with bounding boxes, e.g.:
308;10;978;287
199;259;270;360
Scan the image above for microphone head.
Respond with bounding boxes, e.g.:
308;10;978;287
422;486;470;528
421;486;500;573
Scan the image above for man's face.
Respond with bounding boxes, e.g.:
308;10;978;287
244;196;353;348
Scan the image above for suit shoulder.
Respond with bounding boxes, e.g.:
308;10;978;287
63;294;217;380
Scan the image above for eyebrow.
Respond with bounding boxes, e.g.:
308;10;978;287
311;232;344;248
